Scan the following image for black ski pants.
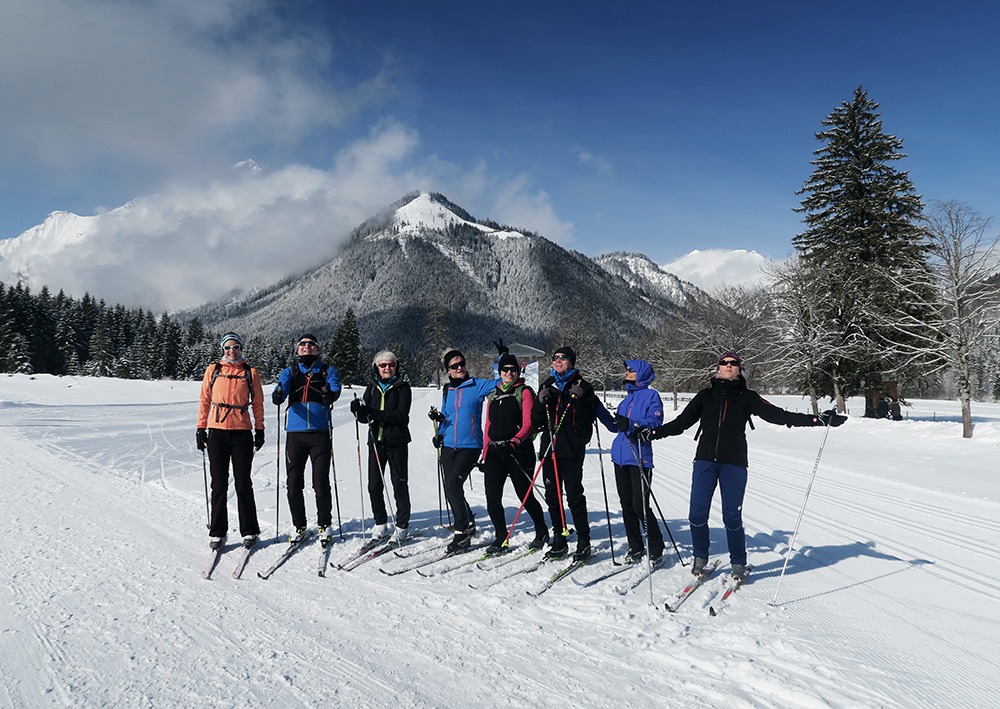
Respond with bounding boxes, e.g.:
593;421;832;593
368;442;410;529
207;429;260;538
441;447;479;533
483;445;546;542
614;463;664;557
542;454;589;543
285;430;333;529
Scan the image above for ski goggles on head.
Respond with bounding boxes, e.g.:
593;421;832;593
297;340;319;348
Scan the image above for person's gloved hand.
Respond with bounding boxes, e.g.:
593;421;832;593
253;430;265;451
817;409;847;427
322;387;340;407
615;414;631;433
432;434;443;449
537;388;552;404
271;388;283;406
196;428;208;451
428;408;446;423
569;384;585;399
634;426;653;442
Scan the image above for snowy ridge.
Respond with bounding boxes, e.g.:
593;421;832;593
594;251;707;308
1;373;998;706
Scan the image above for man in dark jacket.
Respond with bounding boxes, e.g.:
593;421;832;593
533;346;601;561
646;351;845;580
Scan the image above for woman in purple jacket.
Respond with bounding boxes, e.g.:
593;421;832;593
599;359;665;564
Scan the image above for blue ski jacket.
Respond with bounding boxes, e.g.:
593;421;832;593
599;359;663;468
272;360;341;432
437;376;497;450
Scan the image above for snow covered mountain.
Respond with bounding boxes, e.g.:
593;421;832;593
191;192;695;354
0;206;127;286
593;251;708;308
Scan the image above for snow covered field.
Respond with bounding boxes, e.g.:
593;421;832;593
2;374;998;708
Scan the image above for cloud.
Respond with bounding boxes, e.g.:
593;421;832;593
0;121;576;310
0;1;576;311
574;146;615;178
0;0;383;176
662;248;774;291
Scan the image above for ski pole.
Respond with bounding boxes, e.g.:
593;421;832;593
648;487;685;566
371;441;397;527
626;434;656;604
544;403;570;537
433;417;452;529
201;447;210;530
275;404;281;541
352;396;368;536
770;414;835;605
594;423;619;565
328;410;343;540
502;438;553;546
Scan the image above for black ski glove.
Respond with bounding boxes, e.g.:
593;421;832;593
322;387;340;407
253;430;265;451
634;426;653;442
615;414;631;433
494;338;508;357
271;388;284;406
428;408;446;423
817;410;847;427
432;434;443;449
196;428;208;451
537;388;552;404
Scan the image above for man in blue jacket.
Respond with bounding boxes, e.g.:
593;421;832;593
272;333;341;544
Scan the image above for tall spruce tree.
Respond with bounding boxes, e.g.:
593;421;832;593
328;308;363;385
792;86;929;410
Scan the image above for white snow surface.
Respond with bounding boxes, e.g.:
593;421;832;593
2;374;997;707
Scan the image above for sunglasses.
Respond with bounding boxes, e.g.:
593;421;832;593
377;362;396;368
552;354;570;362
447;361;467;370
500;366;519;373
625;366;635;373
223;345;242;351
718;360;740;367
298;341;318;348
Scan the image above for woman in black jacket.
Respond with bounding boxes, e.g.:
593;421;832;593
647;351;844;580
351;351;413;543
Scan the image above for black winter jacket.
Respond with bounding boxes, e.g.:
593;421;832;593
654;376;818;467
357;374;412;448
532;372;600;461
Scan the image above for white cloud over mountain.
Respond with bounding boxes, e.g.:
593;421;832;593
661;249;773;291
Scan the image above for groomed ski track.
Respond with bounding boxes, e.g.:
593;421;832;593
2;377;997;707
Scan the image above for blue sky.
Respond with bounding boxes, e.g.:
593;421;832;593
1;1;998;283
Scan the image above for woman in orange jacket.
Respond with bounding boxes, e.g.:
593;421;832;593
196;333;266;549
